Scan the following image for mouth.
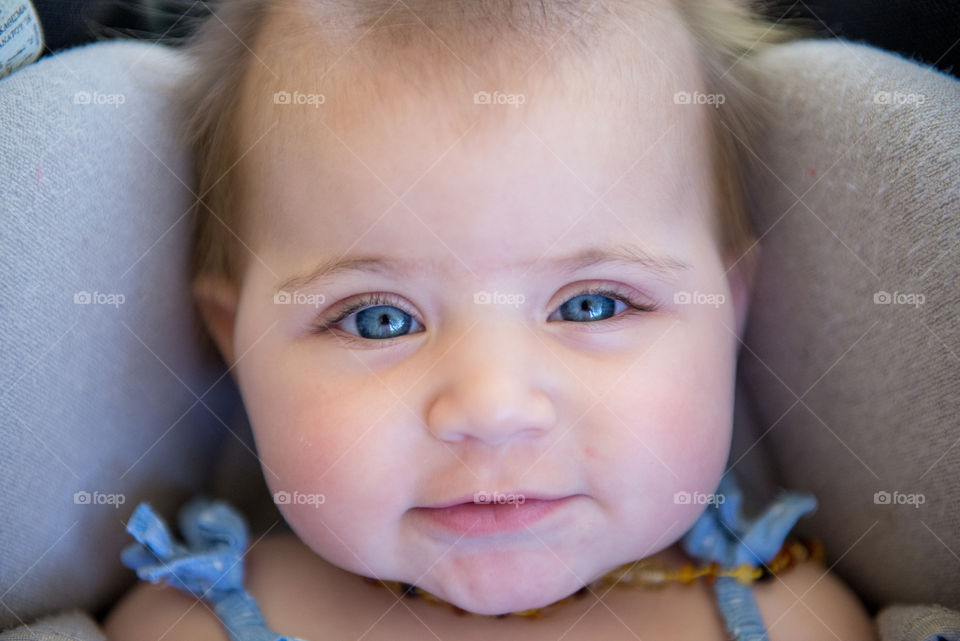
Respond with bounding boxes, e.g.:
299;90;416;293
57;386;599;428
411;493;579;537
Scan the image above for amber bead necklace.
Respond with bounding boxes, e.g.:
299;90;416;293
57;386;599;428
363;538;823;619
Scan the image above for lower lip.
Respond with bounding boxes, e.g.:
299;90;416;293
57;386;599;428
412;497;576;537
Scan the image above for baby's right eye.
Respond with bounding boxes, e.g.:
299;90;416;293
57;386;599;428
311;292;424;341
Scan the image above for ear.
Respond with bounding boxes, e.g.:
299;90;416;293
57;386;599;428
724;244;759;343
192;274;240;367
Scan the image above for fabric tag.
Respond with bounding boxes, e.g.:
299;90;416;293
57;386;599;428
0;0;43;80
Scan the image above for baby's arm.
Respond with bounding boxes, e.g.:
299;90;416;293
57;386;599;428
754;559;878;641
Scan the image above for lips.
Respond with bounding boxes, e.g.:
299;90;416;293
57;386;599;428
412;493;578;537
422;491;568;509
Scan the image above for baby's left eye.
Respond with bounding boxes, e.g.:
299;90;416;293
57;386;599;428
548;287;658;323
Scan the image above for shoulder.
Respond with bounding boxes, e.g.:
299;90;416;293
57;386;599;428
752;558;878;641
102;535;302;641
101;579;229;641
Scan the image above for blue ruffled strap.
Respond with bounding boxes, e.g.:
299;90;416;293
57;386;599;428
681;474;818;641
122;497;307;641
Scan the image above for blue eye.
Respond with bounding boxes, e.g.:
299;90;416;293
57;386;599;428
557;292;621;322
312;287;657;342
313;292;422;341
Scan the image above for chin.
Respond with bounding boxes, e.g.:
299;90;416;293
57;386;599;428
422;569;588;616
449;589;581;616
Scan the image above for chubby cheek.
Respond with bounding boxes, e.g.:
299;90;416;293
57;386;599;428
588;325;734;543
236;345;407;567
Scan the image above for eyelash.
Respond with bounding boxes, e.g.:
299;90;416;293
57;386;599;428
310;285;660;341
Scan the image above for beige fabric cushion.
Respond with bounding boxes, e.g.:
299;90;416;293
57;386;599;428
738;39;959;609
0;611;105;641
877;604;960;641
0;40;240;629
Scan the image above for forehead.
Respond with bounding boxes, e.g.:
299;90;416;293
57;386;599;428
241;0;706;139
237;1;715;269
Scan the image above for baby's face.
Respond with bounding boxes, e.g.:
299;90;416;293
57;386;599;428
208;14;751;616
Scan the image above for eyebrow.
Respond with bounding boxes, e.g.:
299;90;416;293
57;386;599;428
275;244;691;294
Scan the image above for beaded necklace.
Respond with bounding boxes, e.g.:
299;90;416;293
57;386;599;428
363;538;822;619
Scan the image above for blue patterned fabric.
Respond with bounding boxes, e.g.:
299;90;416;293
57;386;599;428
681;473;818;641
122;498;307;641
123;474;817;641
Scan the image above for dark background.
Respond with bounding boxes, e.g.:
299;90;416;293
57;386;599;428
29;0;960;79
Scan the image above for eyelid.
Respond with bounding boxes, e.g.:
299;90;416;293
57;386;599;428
554;281;659;310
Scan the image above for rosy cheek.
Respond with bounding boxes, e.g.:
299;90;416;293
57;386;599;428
259;410;349;484
594;364;731;501
657;393;731;490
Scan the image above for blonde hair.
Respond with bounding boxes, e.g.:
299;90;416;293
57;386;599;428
177;0;808;289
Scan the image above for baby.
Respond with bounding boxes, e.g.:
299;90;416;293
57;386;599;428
104;0;877;639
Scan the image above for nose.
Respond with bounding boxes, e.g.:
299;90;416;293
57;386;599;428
424;322;557;446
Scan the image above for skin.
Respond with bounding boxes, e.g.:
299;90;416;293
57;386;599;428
104;3;877;639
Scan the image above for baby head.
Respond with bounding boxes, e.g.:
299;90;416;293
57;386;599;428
183;0;795;615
